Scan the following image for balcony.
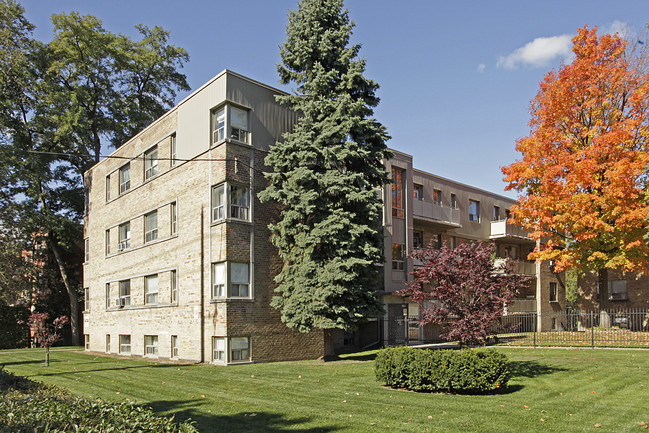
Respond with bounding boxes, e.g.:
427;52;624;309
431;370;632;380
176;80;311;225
490;219;533;242
494;258;536;276
413;200;461;228
505;298;537;314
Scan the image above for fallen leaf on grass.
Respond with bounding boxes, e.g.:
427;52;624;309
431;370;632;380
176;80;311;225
523;405;529;409
428;416;433;419
594;423;601;428
540;419;545;422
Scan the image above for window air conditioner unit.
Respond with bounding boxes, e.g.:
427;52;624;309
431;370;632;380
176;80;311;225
115;298;124;307
117;243;124;251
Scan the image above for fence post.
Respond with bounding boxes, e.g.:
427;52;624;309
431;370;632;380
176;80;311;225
533;312;537;348
590;311;595;349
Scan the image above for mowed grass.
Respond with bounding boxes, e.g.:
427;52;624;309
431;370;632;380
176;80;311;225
1;348;648;432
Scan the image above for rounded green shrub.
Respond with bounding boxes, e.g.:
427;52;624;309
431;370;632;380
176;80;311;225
375;347;510;393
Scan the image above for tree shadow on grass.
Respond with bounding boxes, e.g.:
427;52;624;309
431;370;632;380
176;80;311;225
508;360;567;379
148;399;338;433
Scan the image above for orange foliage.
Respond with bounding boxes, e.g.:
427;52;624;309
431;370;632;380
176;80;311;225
502;27;649;274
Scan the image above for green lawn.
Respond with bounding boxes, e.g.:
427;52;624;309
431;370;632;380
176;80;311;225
1;347;648;432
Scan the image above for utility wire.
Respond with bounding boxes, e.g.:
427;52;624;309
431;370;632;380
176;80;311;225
26;150;267;175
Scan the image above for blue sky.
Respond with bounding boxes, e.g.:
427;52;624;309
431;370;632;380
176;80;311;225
23;0;649;197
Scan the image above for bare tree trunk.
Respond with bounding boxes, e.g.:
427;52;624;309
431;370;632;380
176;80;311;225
321;329;338;361
45;346;50;367
597;268;610;328
49;236;81;346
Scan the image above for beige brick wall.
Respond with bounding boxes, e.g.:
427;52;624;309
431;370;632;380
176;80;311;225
84;76;324;364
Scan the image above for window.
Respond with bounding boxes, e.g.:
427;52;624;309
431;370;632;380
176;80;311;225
212;106;249;144
84;188;89;216
230;185;249;220
171;335;178;358
105;283;111;309
171;134;177;166
413;231;423;249
436;233;443;249
119;163;130;194
171;270;178;303
84;334;90;350
144;146;158;180
213;337;225;362
212;262;250;298
119;335;131;354
106;334;110;353
549;282;558;302
145;274;158;305
144;335;158;356
84;238;90;262
230;263;249;297
413;184;423;200
106;175;111;201
609;280;628;301
392;243;405;271
230;337;250;362
118;222;130;251
105;229;110;255
211;183;249;222
213;336;250;363
144;211;158;243
469;199;480;222
84;287;90;312
119;280;131;306
391;167;405;218
451;236;457;249
433;189;442;205
493;206;500;221
451;193;457;209
171;202;177;235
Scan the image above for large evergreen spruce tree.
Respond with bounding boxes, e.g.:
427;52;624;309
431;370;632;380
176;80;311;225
260;0;391;357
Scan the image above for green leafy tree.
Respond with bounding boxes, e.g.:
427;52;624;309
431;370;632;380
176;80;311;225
0;0;189;344
260;0;391;358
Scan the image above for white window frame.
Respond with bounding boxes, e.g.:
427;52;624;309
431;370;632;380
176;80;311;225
119;280;131;306
144;211;158;243
171;202;177;235
105;283;111;309
171;335;178;358
106;175;111;201
84;238;90;262
84;287;90;312
105;229;110;255
212;105;249;144
469;199;480;222
211;183;250;222
211;262;250;299
119;163;130;194
549;282;558;303
212;336;250;364
144;335;158;356
392;243;405;271
84;334;90;350
119;334;131;354
171;133;177;166
118;222;130;251
144;146;158;180
145;274;158;305
171;270;178;303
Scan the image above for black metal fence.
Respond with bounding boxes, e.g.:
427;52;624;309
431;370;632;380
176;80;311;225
383;308;649;348
496;308;649;348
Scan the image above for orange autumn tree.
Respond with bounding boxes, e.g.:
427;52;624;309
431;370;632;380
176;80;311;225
502;26;649;310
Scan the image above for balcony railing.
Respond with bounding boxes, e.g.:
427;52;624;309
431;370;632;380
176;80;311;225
494;258;536;276
490;219;532;240
413;200;461;226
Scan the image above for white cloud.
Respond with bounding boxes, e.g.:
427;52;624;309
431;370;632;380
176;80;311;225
477;63;486;73
497;34;573;70
606;20;630;38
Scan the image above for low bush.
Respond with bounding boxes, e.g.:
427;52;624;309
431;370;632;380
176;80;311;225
0;367;198;433
375;347;510;393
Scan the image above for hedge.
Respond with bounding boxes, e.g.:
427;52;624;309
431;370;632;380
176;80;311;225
374;347;510;393
0;367;198;433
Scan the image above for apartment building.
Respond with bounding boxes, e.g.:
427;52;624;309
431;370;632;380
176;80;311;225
83;70;324;364
83;71;647;363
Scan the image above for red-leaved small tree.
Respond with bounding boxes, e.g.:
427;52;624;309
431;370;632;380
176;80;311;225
27;312;69;366
399;241;532;346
